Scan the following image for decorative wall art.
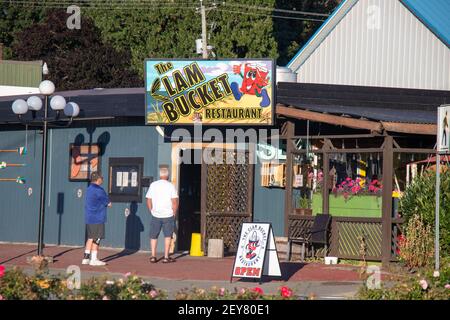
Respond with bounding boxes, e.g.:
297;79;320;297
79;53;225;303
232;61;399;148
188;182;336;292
69;144;101;181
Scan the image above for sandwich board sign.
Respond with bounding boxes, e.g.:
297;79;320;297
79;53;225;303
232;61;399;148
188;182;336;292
231;222;281;282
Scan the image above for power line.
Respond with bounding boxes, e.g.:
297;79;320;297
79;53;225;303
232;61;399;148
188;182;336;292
221;2;330;17
7;0;330;18
215;8;325;22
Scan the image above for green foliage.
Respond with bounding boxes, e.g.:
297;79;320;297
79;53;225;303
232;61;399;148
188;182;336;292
0;2;47;59
11;9;141;90
1;0;340;87
0;267;298;300
398;215;434;268
357;262;450;300
297;195;311;208
399;169;450;256
0;267;71;300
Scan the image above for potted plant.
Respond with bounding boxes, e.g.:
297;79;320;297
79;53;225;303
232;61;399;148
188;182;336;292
294;195;312;215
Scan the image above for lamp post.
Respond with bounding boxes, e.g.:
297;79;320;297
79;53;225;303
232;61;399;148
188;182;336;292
12;80;80;257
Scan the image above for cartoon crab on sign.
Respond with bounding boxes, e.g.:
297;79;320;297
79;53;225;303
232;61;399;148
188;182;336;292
230;63;271;107
245;231;260;260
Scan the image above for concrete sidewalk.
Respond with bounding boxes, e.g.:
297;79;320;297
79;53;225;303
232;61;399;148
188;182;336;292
0;243;364;299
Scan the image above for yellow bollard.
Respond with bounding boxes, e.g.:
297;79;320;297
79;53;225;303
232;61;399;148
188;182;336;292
190;233;204;257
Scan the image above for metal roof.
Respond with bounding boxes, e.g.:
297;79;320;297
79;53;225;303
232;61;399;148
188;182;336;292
287;0;450;70
277;82;450;125
400;0;450;47
0;84;448;125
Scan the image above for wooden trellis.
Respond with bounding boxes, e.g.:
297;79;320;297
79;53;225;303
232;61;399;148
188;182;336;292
202;150;254;253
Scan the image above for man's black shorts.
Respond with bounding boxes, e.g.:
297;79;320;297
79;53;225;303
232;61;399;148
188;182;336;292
86;224;105;239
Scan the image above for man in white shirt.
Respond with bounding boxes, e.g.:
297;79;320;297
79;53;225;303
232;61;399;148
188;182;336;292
146;167;179;263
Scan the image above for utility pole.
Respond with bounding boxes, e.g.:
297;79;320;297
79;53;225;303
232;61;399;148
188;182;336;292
200;0;208;59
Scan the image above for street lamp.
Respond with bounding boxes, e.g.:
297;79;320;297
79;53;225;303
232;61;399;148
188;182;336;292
11;80;80;257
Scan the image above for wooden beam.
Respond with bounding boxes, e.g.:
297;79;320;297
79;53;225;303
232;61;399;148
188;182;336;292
284;121;295;237
381;121;436;135
276;104;383;132
381;136;393;267
276;104;437;135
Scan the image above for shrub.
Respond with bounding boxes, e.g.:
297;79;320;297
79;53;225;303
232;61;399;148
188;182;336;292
357;264;450;300
398;215;434;268
0;267;296;300
399;169;450;256
0;267;70;300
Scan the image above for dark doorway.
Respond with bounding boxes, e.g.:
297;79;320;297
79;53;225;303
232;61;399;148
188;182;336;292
177;150;201;251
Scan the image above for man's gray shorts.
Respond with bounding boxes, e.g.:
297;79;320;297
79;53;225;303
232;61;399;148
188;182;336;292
150;216;175;239
86;224;105;239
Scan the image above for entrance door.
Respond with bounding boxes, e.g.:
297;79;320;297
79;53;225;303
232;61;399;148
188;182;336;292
177;150;201;251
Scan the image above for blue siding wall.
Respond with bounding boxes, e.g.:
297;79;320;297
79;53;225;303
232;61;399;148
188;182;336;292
0;125;167;252
0;126;286;251
253;161;285;236
43;125;160;251
0;129;41;243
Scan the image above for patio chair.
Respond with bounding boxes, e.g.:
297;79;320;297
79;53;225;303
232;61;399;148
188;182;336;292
287;214;332;262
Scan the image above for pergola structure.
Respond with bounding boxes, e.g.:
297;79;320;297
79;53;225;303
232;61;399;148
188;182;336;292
276;82;448;265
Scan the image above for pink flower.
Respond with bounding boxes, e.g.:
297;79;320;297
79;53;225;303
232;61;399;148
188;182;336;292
218;288;226;296
253;287;264;295
0;294;4;300
348;182;354;187
445;284;450;289
351;186;359;194
0;265;4;278
280;286;293;298
102;296;110;300
419;279;428;290
238;288;246;295
341;181;347;186
124;272;131;278
346;177;352;181
371;179;378;185
149;290;158;298
368;185;375;192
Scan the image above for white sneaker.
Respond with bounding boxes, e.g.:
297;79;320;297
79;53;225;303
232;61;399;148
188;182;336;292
81;258;90;265
89;259;106;266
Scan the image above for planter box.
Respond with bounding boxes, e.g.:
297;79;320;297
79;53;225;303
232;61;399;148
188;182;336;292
293;208;313;215
312;194;382;217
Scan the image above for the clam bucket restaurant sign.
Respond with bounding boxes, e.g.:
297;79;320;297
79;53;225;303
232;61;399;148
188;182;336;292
145;59;274;125
231;223;281;282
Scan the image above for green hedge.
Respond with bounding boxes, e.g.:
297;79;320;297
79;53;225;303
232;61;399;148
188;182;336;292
399;169;450;256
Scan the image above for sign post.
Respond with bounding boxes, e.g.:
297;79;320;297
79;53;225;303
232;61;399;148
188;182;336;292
435;105;450;275
231;222;281;283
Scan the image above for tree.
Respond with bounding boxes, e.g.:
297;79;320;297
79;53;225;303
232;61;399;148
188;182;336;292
0;1;46;59
273;0;340;66
12;9;141;90
85;0;279;78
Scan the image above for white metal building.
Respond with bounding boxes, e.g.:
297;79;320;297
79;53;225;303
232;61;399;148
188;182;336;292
287;0;450;91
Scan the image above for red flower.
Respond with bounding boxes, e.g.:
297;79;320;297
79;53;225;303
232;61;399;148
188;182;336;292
0;265;5;278
280;286;293;298
252;287;264;295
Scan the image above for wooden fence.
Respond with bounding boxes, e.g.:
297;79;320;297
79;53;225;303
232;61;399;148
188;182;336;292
288;215;404;261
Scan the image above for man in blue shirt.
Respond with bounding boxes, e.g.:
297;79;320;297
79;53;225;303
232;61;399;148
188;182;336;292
82;172;111;266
